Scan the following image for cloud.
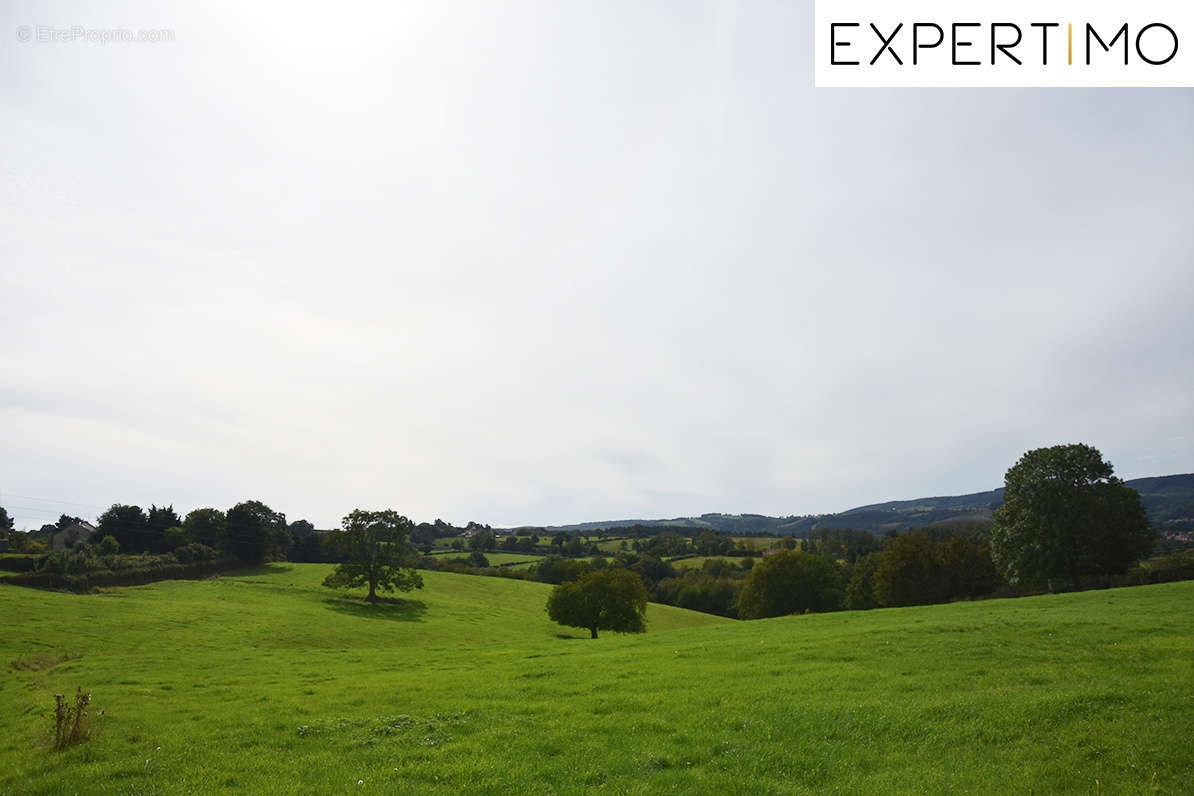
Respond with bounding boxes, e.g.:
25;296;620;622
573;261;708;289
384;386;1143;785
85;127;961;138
1;1;1191;528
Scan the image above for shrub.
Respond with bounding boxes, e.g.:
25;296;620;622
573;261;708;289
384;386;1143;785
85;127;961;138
40;546;99;576
174;543;217;565
0;555;46;573
4;557;238;592
532;555;590;585
1123;551;1194;585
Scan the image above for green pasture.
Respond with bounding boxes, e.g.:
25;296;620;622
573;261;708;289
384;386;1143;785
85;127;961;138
731;537;777;552
592;538;631;553
2;567;1192;793
668;556;746;570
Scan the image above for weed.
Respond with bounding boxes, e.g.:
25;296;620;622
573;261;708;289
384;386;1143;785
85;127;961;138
52;688;93;750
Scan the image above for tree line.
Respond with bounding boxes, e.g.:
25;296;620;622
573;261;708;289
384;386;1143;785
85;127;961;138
4;443;1186;620
432;444;1182;621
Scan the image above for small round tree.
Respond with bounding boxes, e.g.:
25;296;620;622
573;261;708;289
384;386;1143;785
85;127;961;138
546;568;647;638
323;509;423;602
990;444;1153;591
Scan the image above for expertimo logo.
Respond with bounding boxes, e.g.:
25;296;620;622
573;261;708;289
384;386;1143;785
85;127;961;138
815;0;1194;87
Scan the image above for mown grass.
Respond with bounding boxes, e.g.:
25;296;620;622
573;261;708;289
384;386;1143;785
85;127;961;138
1;567;1191;793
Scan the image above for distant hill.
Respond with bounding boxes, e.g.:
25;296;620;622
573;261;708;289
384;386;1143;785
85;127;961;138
522;473;1194;536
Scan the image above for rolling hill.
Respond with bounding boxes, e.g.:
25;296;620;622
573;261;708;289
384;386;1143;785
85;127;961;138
525;473;1194;536
2;566;1191;792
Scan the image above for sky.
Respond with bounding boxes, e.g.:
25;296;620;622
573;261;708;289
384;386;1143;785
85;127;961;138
2;1;1192;531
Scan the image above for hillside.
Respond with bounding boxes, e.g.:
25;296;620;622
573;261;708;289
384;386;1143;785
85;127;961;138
528;473;1194;536
2;568;1192;792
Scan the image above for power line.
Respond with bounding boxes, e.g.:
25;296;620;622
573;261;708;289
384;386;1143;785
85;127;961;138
2;494;107;510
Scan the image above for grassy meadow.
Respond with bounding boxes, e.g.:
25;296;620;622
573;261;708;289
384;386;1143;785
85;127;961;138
1;567;1192;793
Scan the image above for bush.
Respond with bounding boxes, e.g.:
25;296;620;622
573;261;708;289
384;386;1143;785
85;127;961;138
40;546;99;576
95;535;120;556
1122;551;1194;586
174;543;217;565
0;555;47;573
532;555;590;585
4;557;238;592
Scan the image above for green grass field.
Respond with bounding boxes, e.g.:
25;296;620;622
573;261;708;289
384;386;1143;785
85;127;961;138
730;537;777;552
668;556;745;570
592;538;631;553
2;567;1192;793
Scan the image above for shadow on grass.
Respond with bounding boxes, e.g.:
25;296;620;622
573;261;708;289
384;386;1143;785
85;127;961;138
231;563;296;577
321;595;428;622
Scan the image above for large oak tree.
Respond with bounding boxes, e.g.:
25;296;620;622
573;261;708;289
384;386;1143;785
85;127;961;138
990;444;1153;591
322;509;423;602
546;567;647;638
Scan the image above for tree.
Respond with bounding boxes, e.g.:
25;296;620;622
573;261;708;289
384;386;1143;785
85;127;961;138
990;444;1153;591
937;534;1000;600
0;506;13;532
532;554;589;585
146;504;182;549
468;529;495;551
95;535;121;556
872;531;945;607
845;551;881;610
293;533;327;563
97;504;149;552
322;509;423;602
737;550;844;619
546;568;648;638
288;519;316;537
225;500;287;564
182;508;226;549
162;526;190;550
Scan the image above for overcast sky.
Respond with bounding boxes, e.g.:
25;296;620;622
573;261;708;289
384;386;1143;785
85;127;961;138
2;1;1192;530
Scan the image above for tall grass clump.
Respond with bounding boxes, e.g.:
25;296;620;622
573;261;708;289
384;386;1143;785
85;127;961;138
52;688;93;751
